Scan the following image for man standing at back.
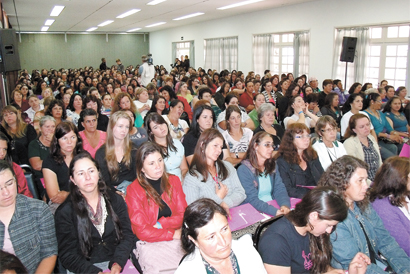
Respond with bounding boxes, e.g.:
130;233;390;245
139;55;156;87
116;59;124;73
99;58;107;70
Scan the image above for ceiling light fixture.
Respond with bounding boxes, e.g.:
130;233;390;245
50;5;65;16
173;12;204;21
217;0;264;10
145;22;166;27
41;26;49;32
127;28;142;32
86;27;98;32
98;20;114;27
116;9;141;18
44;19;55;26
147;0;167;6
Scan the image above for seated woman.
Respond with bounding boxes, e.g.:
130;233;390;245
176;81;193;104
162;99;189;141
383;96;410;137
45;99;66;126
0;106;37;165
343;114;382;181
0;160;57;274
133;87;152;120
28;116;56;198
160;85;193;121
111;93;144;128
320;93;342;127
318;156;410;274
101;94;113;117
369;156;410;257
147;95;166;116
396;86;409;106
122;110;148;148
78;109;107;158
278;83;300;123
95;111;137;194
66;93;83;127
42;122;83;211
254;103;284;151
145;113;188;181
217;93;254;132
176;198;267;274
0;133;32;198
364;92;404;157
77;95;109;132
214;82;231;110
183;129;246;211
222;105;253;162
275;123;324;198
237;132;290;216
10;88;30;113
248;93;266;128
55;152;136;274
261;80;276;105
125;142;187;273
259;186;370;274
283;96;319;130
312;116;347;170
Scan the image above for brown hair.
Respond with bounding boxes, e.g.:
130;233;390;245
344;113;369;139
315;115;338;138
225;105;242;133
369;156;410;207
111;93;138;115
1;106;28;138
274;123;317;164
244;132;276;175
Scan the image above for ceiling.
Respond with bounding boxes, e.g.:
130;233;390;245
2;0;316;33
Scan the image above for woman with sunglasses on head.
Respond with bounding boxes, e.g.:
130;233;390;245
0;160;58;274
318;156;410;274
237;132;290;217
274;123;324;198
260;186;370;274
55;152;136;274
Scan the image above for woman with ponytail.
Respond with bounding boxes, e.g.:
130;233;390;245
55;152;136;274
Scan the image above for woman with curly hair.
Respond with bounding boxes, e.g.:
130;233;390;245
369;156;410;256
45;99;67;126
274;123;324;198
111;93;143;128
318;155;410;273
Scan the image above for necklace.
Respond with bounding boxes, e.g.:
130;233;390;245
326;144;337;161
367;108;382;124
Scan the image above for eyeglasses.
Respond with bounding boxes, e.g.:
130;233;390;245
0;179;15;192
321;128;337;134
261;142;276;148
295;134;311;139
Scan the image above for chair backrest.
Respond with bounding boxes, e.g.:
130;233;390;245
252;215;284;251
19;164;40;199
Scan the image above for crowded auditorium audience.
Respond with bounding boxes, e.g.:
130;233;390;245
1;61;409;274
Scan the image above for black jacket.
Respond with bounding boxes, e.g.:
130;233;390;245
55;190;137;274
276;156;324;198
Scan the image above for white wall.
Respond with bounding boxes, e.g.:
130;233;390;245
149;0;409;82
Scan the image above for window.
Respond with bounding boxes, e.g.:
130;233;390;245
365;25;409;88
175;42;190;60
204;37;238;71
172;41;194;69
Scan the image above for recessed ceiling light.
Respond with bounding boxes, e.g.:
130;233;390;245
41;26;49;32
127;28;142;32
217;0;264;10
98;20;114;27
173;12;204;21
147;0;166;6
116;9;141;18
86;27;98;32
50;5;65;16
145;22;166;28
44;19;55;26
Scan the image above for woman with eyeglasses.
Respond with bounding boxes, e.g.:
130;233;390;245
0;160;58;274
312;116;347;171
237;132;290;216
274;123;324;198
162;99;189;141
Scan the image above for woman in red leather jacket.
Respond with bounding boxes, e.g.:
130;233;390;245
125;142;187;243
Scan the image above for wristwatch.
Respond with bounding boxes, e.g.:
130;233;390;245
235;152;239;159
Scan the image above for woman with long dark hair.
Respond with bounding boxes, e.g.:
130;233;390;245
55;152;135;274
318;155;410;273
260;186;370;274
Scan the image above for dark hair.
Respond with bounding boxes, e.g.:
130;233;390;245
369;156;410;207
363;92;380;109
382;96;404;113
348;82;362;94
169;99;184;111
135;142;171;209
306;93;319;104
342;93;363;113
243;132;276;175
384;85;395;94
395;86;406;96
344;113;370;139
285;96;303;118
218;82;231;96
322;79;333;89
148;95;166;115
45;99;67;120
181;198;228;255
0;250;28;274
188;105;215;138
225;105;242;132
198;88;212;99
285;83;300;98
68;152;123;258
287;186;348;274
161;85;178;100
224;93;238;106
274;123;318;164
324;93;340;112
67;93;83;112
80;108;98;122
83;95;102;114
318;155;369;212
189;128;228;182
50;122;83;164
361;83;372;92
0;133;13;167
144;113;177;156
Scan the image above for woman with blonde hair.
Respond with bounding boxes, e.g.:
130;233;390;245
1;105;37;165
133;87;152;120
111;93;144;128
95;111;137;194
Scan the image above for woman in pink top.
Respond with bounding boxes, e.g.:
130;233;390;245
78;109;107;158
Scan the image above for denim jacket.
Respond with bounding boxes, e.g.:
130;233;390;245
330;203;410;274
